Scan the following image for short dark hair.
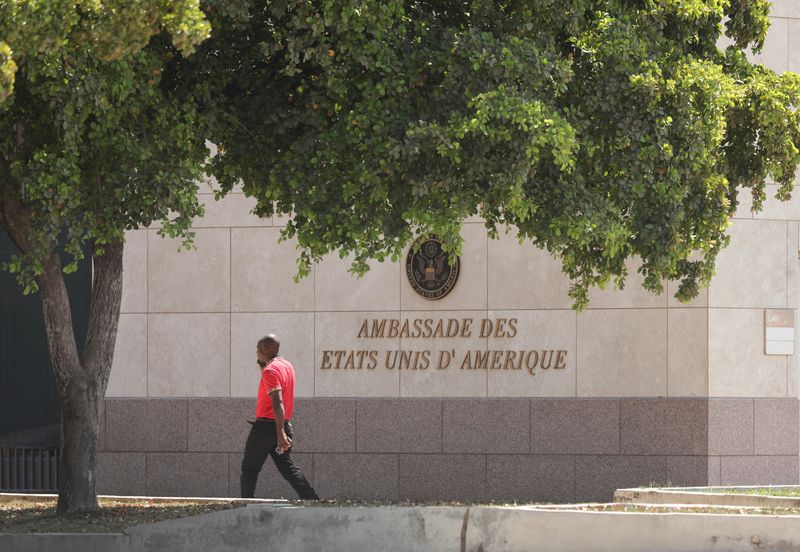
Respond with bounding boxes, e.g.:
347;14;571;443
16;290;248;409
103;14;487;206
257;334;280;354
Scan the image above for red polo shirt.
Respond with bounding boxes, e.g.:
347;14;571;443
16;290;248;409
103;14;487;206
256;357;295;420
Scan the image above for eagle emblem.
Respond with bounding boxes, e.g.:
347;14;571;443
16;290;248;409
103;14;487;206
405;235;460;300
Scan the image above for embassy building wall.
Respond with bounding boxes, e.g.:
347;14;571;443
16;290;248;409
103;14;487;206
99;4;800;502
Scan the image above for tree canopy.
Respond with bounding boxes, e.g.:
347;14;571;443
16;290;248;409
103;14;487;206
186;0;800;309
0;0;210;292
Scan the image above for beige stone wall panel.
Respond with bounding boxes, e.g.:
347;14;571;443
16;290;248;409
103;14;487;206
667;309;708;397
147;313;231;397
588;258;667;309
230;227;314;312
577;309;667;397
398;310;488;397
752;16;789;71
315;254;400;312
230;312;315;398
771;1;800;18
487;232;572;310
314;311;400;397
487;310;576;397
754;184;800;221
148;229;231;313
790;19;800;73
121;230;148;313
107;314;148;397
708;308;787;397
709;219;787;308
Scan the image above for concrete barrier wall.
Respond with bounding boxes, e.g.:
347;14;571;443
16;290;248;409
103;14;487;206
7;505;800;552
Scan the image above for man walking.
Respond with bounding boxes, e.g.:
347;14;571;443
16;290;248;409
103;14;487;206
240;334;319;500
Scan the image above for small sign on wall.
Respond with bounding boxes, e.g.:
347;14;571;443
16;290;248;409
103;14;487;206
765;309;795;355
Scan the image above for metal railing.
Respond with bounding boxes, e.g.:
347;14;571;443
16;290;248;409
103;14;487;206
0;447;58;492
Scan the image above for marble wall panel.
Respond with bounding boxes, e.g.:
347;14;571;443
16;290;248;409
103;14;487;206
398;454;485;501
315;254;400;311
665;456;709;487
487;231;572;310
401;223;488;311
791;19;800;73
147;452;230;497
709;219;787;308
575;455;667;502
107;314;148;397
708;309;788;397
577;309;667;397
230;228;314;313
194;194;270;228
314;311;400;397
771;2;800;18
230;313;315;398
97;453;147;496
753;398;800;455
148;313;231;397
720;456;799;486
752;16;788;71
668;309;708;397
588;258;666;309
121;230;148;313
754;185;800;221
313;454;398;501
486;455;574;503
487;310;576;397
148;229;230;313
708;399;754;456
398;311;487;397
733;189;754;220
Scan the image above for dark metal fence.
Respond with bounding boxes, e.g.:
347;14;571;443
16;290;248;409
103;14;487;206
0;447;58;492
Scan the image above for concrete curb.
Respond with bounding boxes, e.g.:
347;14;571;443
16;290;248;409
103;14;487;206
7;503;800;552
614;486;800;508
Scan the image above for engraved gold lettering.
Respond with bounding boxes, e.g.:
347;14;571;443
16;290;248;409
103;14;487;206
320;351;333;369
555;350;567;369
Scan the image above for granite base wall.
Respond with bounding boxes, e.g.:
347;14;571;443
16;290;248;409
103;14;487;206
97;398;800;502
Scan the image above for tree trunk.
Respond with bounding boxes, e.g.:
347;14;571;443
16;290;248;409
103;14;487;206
38;242;124;514
2;163;124;514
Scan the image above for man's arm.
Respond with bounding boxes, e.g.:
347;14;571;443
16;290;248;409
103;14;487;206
269;389;292;452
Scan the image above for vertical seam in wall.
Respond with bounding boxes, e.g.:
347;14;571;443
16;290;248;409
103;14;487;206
229;228;232;397
752;398;756;456
227;453;231;497
485;230;489;397
186;398;189;452
440;399;444;453
313;256;317;397
144;452;149;496
572;455;576;502
786;221;790;398
146;230;150;397
528;398;532;455
666;309;670;397
706;302;710;398
396;453;400;500
574;311;578;396
618;399;622;455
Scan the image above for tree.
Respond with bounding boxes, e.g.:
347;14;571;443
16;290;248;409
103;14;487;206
188;0;800;309
0;1;210;513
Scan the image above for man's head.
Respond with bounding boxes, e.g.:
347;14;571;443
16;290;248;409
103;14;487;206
256;334;280;367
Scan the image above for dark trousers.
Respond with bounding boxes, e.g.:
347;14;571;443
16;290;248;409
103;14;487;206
240;419;319;500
